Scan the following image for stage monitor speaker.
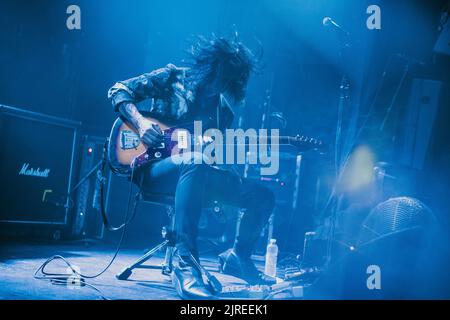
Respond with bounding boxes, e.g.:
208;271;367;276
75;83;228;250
358;196;435;246
0;105;80;237
306;197;447;299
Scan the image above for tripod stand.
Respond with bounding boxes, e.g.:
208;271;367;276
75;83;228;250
116;193;177;278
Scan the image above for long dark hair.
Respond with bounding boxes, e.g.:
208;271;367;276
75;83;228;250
186;34;261;102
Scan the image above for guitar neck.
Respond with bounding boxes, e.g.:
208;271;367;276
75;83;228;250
157;122;322;149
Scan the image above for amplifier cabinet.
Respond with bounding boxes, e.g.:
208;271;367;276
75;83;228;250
0;105;80;234
72;135;108;239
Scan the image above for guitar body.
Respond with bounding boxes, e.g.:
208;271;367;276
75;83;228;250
108;116;181;176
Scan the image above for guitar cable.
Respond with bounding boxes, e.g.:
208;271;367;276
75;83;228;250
34;156;138;299
98;146;140;232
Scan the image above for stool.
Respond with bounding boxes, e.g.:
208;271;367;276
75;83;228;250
116;192;176;280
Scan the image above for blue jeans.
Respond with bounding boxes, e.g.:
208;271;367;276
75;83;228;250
138;152;275;260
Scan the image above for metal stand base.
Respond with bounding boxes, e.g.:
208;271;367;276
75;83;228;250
116;238;175;279
116;197;176;280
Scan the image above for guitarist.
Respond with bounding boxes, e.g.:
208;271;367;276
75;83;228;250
108;36;275;299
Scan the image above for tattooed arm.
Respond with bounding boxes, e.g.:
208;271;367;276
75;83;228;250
107;64;183;148
118;102;163;148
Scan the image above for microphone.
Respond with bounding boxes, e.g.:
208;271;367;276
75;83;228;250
373;166;397;180
322;16;350;36
322;17;337;27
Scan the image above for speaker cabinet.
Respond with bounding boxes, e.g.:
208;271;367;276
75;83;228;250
0;105;80;237
72;135;108;239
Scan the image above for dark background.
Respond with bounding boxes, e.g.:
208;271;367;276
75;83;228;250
1;0;449;250
1;0;446;135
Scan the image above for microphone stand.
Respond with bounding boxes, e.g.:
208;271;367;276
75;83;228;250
70;158;105;197
325;30;352;268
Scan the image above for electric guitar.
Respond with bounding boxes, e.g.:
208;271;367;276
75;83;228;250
108;116;325;176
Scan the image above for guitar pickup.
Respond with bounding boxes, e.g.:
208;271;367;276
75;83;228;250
177;130;188;150
120;130;140;150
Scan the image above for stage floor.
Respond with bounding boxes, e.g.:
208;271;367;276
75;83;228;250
0;240;248;300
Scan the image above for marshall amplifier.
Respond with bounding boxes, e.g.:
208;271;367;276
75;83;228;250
0;105;80;238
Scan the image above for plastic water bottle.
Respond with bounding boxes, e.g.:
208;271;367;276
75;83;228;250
264;239;278;278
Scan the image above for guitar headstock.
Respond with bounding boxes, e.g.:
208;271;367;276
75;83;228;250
290;135;326;153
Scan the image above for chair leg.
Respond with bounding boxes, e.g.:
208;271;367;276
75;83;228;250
162;204;176;275
161;246;175;275
116;201;177;281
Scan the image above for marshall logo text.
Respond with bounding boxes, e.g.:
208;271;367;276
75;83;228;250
19;163;51;178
